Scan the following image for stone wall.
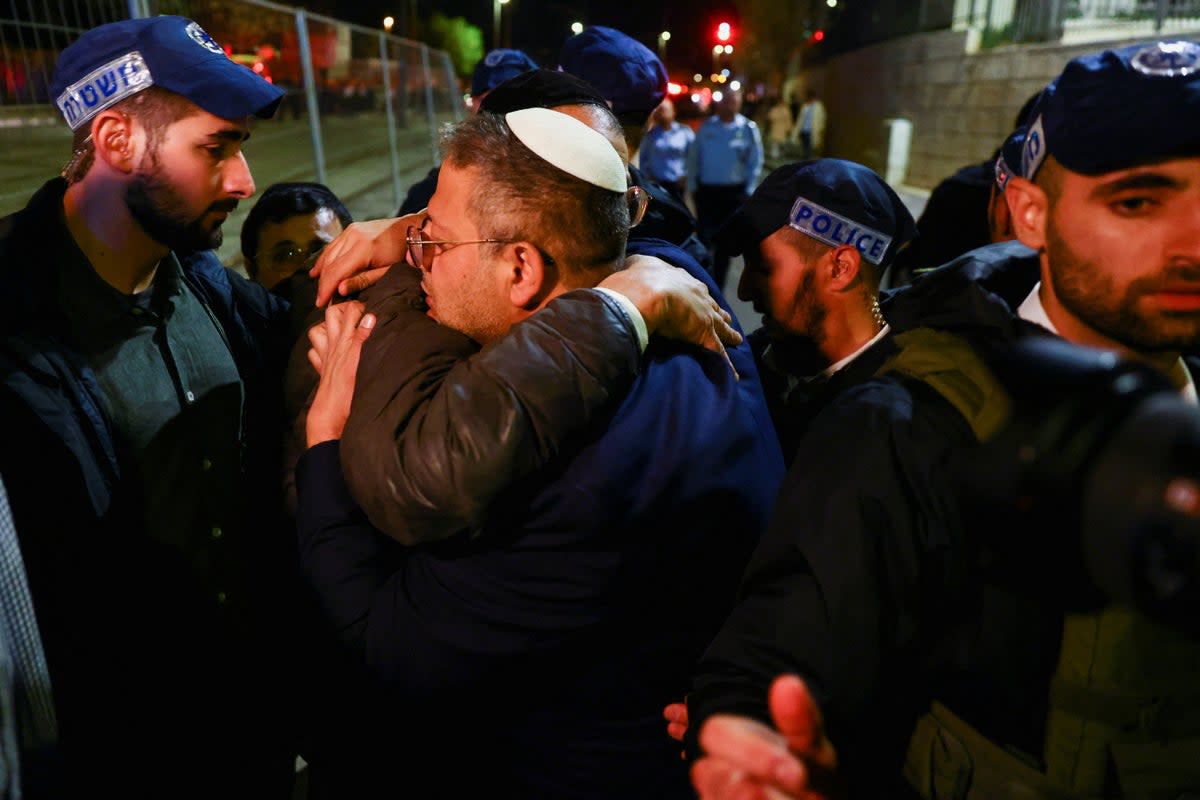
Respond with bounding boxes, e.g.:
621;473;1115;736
801;31;1168;188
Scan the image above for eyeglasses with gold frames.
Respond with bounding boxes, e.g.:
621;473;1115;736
405;225;511;272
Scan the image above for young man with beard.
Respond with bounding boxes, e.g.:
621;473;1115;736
294;108;783;797
679;40;1200;799
726;158;916;461
0;17;315;797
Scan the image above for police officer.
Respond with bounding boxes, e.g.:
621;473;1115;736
688;87;765;286
642;98;694;202
0;17;373;797
559;25;712;269
722;158;916;460
682;40;1200;799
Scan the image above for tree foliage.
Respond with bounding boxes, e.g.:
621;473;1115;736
427;12;484;78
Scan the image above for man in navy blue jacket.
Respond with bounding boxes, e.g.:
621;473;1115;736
295;107;784;797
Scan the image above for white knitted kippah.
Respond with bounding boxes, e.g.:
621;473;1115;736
504;107;626;193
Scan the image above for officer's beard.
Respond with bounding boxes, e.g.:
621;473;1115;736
1046;219;1200;354
125;154;236;254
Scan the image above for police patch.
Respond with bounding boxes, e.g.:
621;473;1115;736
186;21;224;55
788;197;891;265
55;51;154;130
1131;40;1200;77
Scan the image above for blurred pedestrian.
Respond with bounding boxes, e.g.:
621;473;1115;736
790;89;826;159
688;88;764;286
641;98;693;202
766;96;794;160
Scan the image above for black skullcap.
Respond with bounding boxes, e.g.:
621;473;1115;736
479;68;609;114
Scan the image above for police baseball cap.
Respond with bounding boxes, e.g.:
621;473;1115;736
52;16;283;131
1022;40;1200;179
471;49;538;96
558;25;667;117
479;68;609;114
720;158;916;267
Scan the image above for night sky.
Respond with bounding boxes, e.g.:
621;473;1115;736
316;0;739;83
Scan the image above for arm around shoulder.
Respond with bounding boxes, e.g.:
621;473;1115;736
339;287;642;546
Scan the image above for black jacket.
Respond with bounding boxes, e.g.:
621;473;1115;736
0;179;300;798
688;241;1082;796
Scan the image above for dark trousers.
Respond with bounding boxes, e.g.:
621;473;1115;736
695;183;749;288
799;131;813;159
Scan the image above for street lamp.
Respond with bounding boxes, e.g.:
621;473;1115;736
658;30;671;61
493;0;511;50
571;21;583;34
383;15;394;33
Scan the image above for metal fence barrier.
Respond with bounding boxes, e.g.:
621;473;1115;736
0;0;462;266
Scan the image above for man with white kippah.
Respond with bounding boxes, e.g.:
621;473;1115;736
672;39;1200;800
291;106;784;796
0;15;386;797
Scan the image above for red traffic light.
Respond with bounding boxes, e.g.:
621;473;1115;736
812;29;825;42
715;22;732;43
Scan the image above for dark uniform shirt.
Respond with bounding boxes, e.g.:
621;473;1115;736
56;238;246;614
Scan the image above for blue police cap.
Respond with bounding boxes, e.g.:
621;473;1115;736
471;49;538;96
721;158;917;268
558;26;667;117
1022;40;1200;179
995;127;1027;190
51;16;283;131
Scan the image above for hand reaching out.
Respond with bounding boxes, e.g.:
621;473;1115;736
691;675;840;800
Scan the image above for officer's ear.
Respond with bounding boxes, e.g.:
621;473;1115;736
1004;176;1048;251
90;110;140;174
826;244;863;292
